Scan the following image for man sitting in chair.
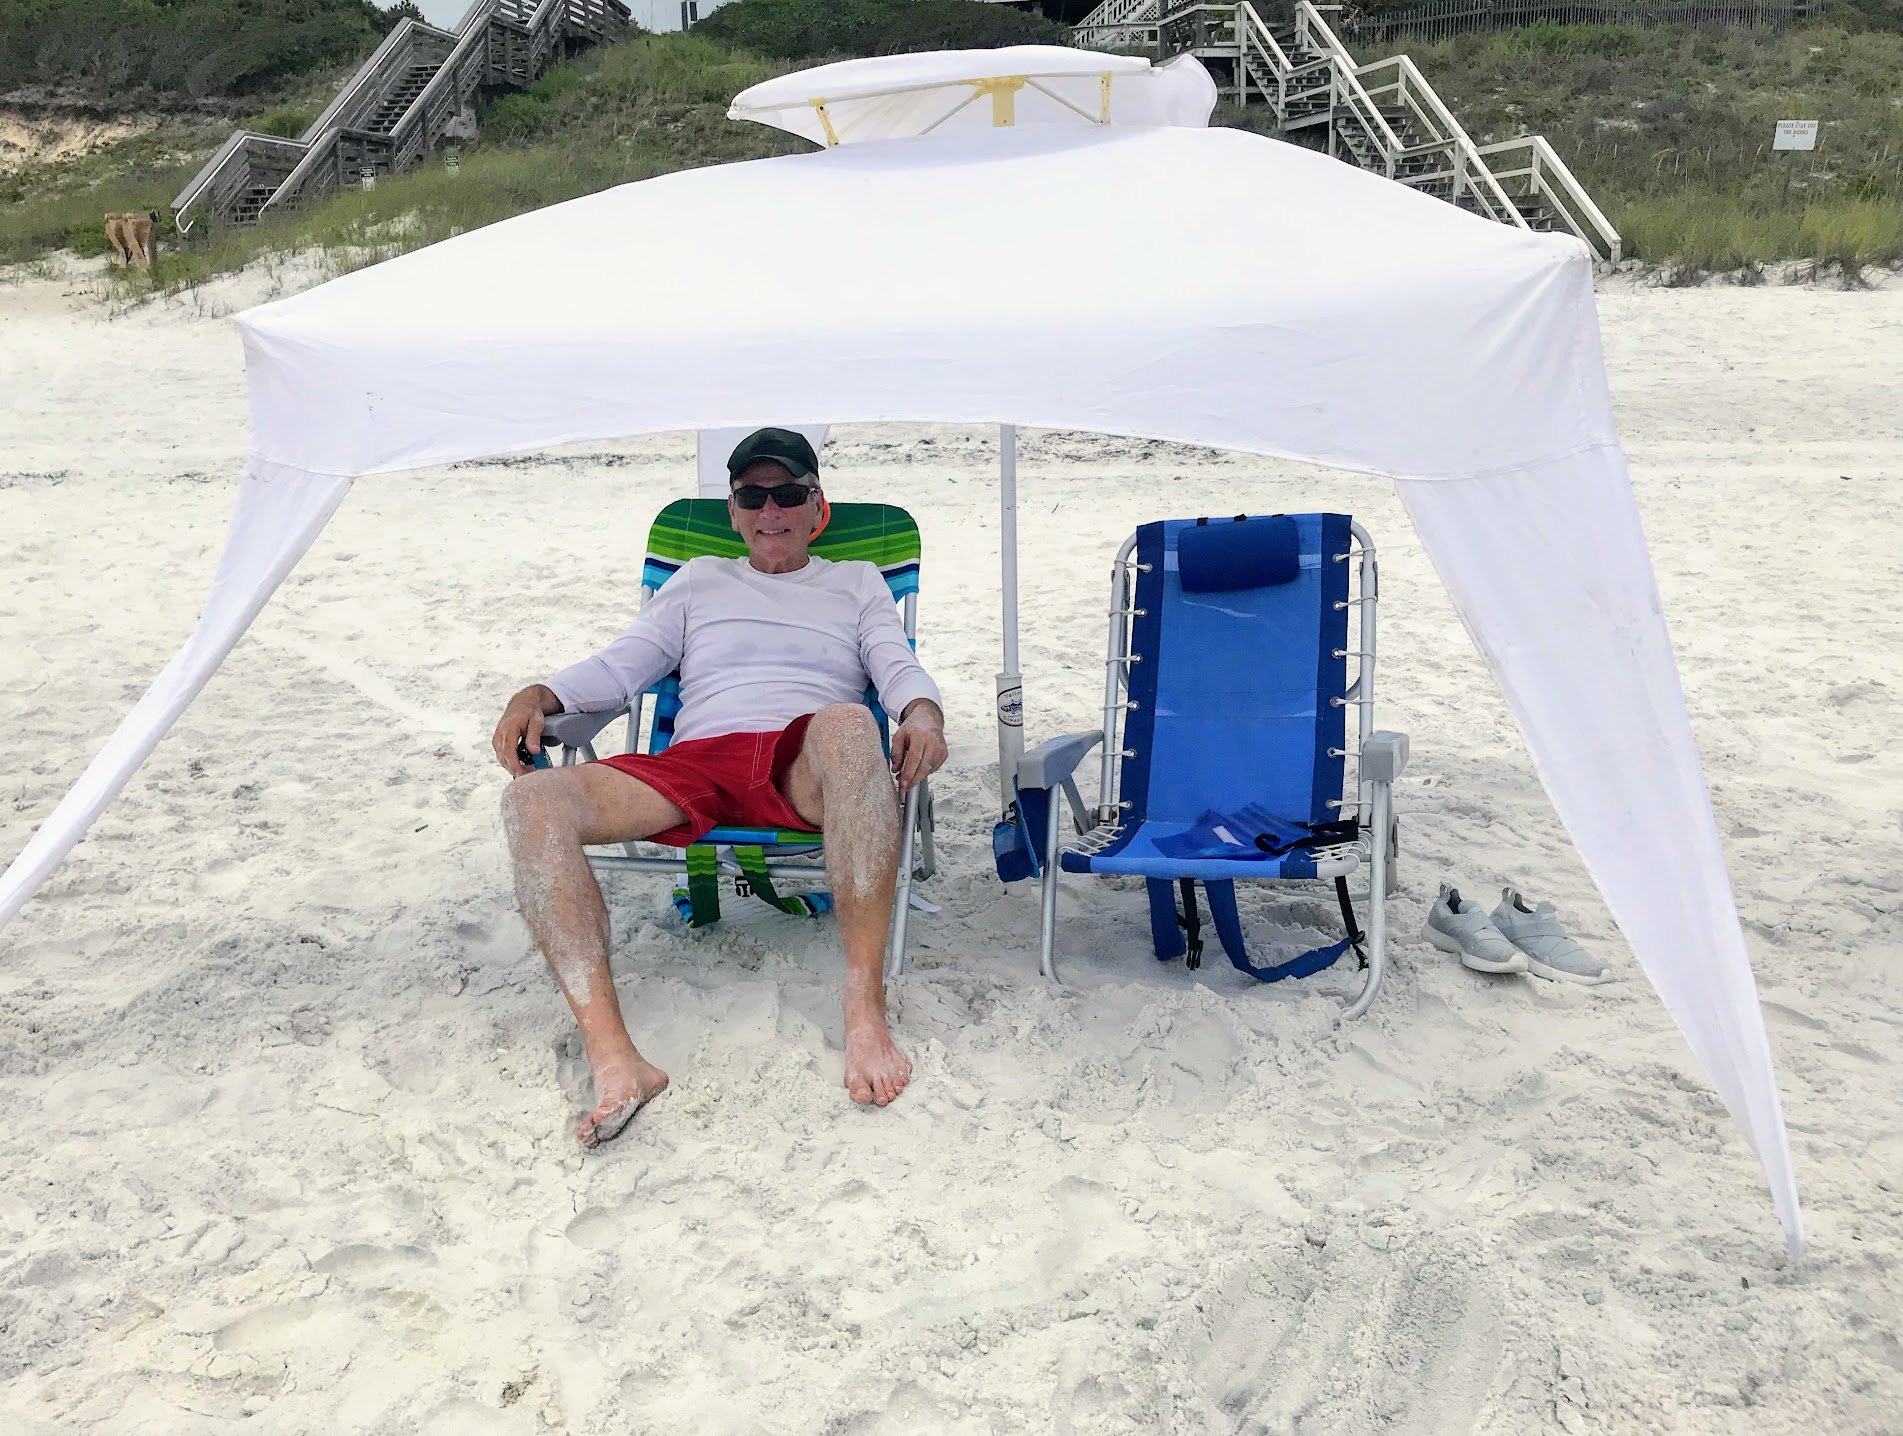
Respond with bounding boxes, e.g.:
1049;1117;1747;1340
493;429;948;1148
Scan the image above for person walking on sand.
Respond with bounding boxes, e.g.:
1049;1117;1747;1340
492;429;948;1148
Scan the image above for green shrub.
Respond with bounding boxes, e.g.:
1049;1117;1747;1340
12;13;1900;278
0;0;424;97
0;166;196;263
69;222;110;258
1615;194;1903;267
1829;0;1903;31
484;92;548;142
464;33;801;166
694;0;1070;59
1410;23;1903;259
249;104;317;139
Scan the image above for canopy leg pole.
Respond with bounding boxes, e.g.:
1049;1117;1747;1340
996;423;1024;814
0;462;352;932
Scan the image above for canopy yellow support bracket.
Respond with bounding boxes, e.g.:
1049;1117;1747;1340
968;75;1028;127
809;99;840;146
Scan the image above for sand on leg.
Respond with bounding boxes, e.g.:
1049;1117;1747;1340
501;764;683;1147
779;704;911;1106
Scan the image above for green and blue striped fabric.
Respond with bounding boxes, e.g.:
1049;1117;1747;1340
642;499;920;600
637;499;923;927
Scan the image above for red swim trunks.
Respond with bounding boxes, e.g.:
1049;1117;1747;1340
594;712;817;848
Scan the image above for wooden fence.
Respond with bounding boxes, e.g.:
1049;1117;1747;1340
1336;0;1814;43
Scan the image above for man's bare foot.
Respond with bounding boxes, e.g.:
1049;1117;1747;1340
844;1019;912;1106
577;1048;669;1149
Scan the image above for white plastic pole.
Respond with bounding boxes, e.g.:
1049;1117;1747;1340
996;423;1024;814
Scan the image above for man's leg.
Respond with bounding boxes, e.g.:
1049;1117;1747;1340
501;764;687;1147
779;704;912;1107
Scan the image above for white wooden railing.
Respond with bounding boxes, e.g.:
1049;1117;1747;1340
1075;0;1621;260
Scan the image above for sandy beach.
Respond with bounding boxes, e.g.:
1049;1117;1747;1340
1;255;1900;1433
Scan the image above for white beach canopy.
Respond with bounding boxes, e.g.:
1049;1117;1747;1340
0;53;1802;1252
726;46;1220;795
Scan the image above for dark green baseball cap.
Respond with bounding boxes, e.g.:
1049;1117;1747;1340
727;427;819;482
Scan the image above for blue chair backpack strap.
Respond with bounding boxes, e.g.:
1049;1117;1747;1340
1146;879;1186;961
1142;878;1205;968
1203;880;1359;982
1152;877;1368;983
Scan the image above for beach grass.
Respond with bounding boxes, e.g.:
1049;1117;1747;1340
0;159;204;261
74;34;803;296
1615;194;1903;269
11;15;1903;280
1411;20;1903;265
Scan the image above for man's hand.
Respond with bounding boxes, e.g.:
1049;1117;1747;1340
889;700;948;793
493;684;561;776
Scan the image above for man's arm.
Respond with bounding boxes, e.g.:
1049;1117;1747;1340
544;572;691;718
855;568;942;719
491;571;691;775
855;568;947;792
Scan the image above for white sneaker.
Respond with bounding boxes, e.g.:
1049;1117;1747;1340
1423;885;1526;974
1490;888;1612;985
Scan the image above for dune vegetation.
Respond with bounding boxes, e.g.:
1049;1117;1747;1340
2;0;1899;281
1410;20;1903;270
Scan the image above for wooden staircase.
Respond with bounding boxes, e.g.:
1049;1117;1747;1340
365;65;442;133
1078;0;1622;260
173;0;630;235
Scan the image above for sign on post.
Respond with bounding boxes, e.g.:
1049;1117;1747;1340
359;166;378;191
1773;120;1819;152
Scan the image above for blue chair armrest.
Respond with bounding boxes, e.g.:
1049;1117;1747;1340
1360;730;1409;784
1018;730;1104;791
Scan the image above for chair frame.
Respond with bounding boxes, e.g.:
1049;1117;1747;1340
543;534;935;978
1020;518;1406;1015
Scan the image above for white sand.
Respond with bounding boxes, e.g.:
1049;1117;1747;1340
2;255;1900;1433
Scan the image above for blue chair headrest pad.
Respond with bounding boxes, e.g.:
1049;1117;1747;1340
1177;516;1300;592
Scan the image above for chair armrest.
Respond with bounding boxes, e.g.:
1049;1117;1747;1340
544;707;628;750
1360;730;1409;784
1017;730;1104;790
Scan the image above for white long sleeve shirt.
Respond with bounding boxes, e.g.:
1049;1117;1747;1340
545;556;941;745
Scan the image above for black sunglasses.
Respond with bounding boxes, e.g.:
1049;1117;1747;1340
731;482;818;511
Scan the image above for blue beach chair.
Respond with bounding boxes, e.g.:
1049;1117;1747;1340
539;499;935;972
1012;513;1407;1015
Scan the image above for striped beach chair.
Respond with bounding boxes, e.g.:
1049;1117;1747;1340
542;499;935;967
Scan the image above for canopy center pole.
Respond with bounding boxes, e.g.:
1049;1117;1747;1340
996;423;1024;814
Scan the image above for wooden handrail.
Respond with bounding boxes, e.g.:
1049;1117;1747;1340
261;0;503;221
172;131;307;233
177;0;623;231
1477;133;1623;260
1082;0;1617;257
385;0;526;161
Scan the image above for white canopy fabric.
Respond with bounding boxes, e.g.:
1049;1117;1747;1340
0;110;1801;1252
729;45;1217;147
696;423;830;497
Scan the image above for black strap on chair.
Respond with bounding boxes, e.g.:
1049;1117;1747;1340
1178;877;1204;971
1335;875;1368;970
